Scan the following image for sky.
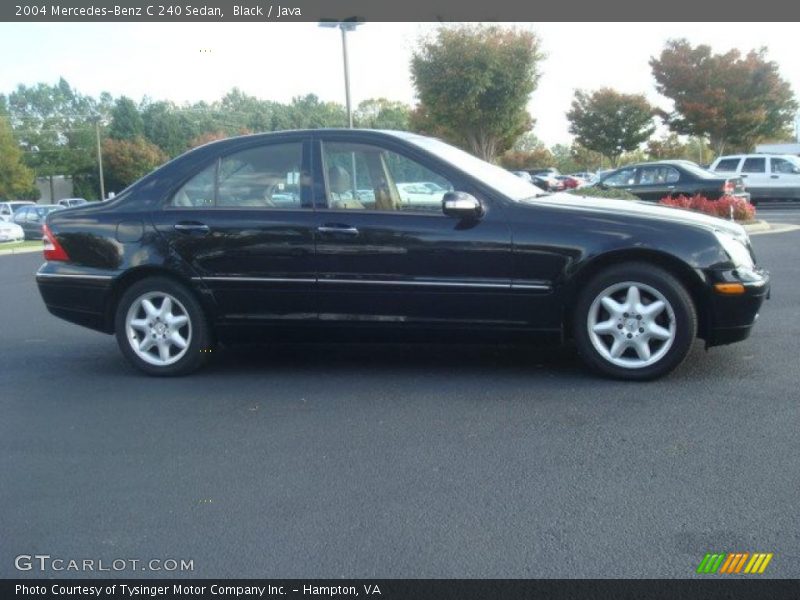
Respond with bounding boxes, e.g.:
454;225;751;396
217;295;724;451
1;22;799;146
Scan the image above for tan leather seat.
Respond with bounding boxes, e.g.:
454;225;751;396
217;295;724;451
328;165;364;209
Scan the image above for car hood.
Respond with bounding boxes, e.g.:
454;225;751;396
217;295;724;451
527;193;747;239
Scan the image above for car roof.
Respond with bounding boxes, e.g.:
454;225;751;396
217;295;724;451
619;160;696;168
715;153;798;159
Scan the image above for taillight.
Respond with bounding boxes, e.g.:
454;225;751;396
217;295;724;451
722;180;735;195
43;224;69;261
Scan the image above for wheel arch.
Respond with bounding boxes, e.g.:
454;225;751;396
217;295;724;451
561;248;710;341
104;266;214;333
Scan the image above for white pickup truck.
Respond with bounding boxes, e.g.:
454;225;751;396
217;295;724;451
709;154;800;202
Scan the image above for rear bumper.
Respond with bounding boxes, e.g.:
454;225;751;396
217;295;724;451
36;265;116;333
705;267;769;347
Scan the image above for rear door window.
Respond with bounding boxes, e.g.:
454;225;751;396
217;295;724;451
169;142;306;209
603;168;637;187
741;157;766;174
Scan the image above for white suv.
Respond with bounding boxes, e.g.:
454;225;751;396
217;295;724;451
709;154;800;202
0;201;35;222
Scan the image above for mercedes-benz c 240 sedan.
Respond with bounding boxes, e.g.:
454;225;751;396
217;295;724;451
36;130;769;379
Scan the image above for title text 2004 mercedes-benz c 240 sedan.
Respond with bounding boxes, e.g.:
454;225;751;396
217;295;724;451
36;130;769;380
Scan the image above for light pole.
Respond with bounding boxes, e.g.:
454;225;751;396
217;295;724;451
94;116;105;201
319;20;363;129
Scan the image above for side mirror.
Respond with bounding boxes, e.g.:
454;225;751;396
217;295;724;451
442;191;483;219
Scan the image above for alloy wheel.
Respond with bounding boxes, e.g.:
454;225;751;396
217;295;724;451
586;281;676;369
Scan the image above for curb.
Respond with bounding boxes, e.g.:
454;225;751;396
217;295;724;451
0;245;42;256
742;220;771;233
749;222;800;236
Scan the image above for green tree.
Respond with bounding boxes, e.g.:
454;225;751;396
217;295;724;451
6;78;104;198
0;114;36;198
645;133;688;160
650;39;798;154
499;148;553;170
102;136;167;192
286;94;347;129
141;99;205;156
410;25;544;161
511;132;546;153
567;88;656;166
354;98;411;130
569;144;610;172
108;96;144;140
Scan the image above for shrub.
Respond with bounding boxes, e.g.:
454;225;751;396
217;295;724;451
566;186;639;201
658;194;756;222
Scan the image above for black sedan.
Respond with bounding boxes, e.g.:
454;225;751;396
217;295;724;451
36;130;769;380
594;160;750;202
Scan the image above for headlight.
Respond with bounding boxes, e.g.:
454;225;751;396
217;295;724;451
714;230;754;269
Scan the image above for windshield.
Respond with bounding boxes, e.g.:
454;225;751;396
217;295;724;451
403;136;546;201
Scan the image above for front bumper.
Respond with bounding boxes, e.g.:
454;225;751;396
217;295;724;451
705;267;770;347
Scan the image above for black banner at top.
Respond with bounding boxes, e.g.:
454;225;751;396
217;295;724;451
2;0;799;22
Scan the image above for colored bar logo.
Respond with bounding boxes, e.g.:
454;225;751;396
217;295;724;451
696;552;773;574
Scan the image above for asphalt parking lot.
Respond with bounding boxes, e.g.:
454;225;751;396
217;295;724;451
1;212;798;579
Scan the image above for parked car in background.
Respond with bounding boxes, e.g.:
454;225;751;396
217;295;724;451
511;170;534;183
13;205;63;239
709;154;800;203
0;220;25;243
593;161;750;202
57;198;89;208
529;168;560;177
527;171;565;192
556;175;583;190
569;172;595;182
396;181;449;210
0;201;35;223
416;181;449;194
36;129;768;381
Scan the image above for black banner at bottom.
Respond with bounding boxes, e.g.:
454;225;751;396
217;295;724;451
4;579;800;600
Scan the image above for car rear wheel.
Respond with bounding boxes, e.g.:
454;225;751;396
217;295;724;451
114;277;212;376
573;263;696;380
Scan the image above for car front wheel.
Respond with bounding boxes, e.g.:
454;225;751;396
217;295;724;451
573;263;697;380
114;277;212;376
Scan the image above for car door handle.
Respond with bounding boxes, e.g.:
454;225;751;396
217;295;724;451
173;222;210;234
317;225;359;235
667;185;676;190
771;175;779;179
740;174;748;178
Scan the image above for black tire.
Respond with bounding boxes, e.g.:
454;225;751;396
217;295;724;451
114;276;213;376
572;262;697;381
